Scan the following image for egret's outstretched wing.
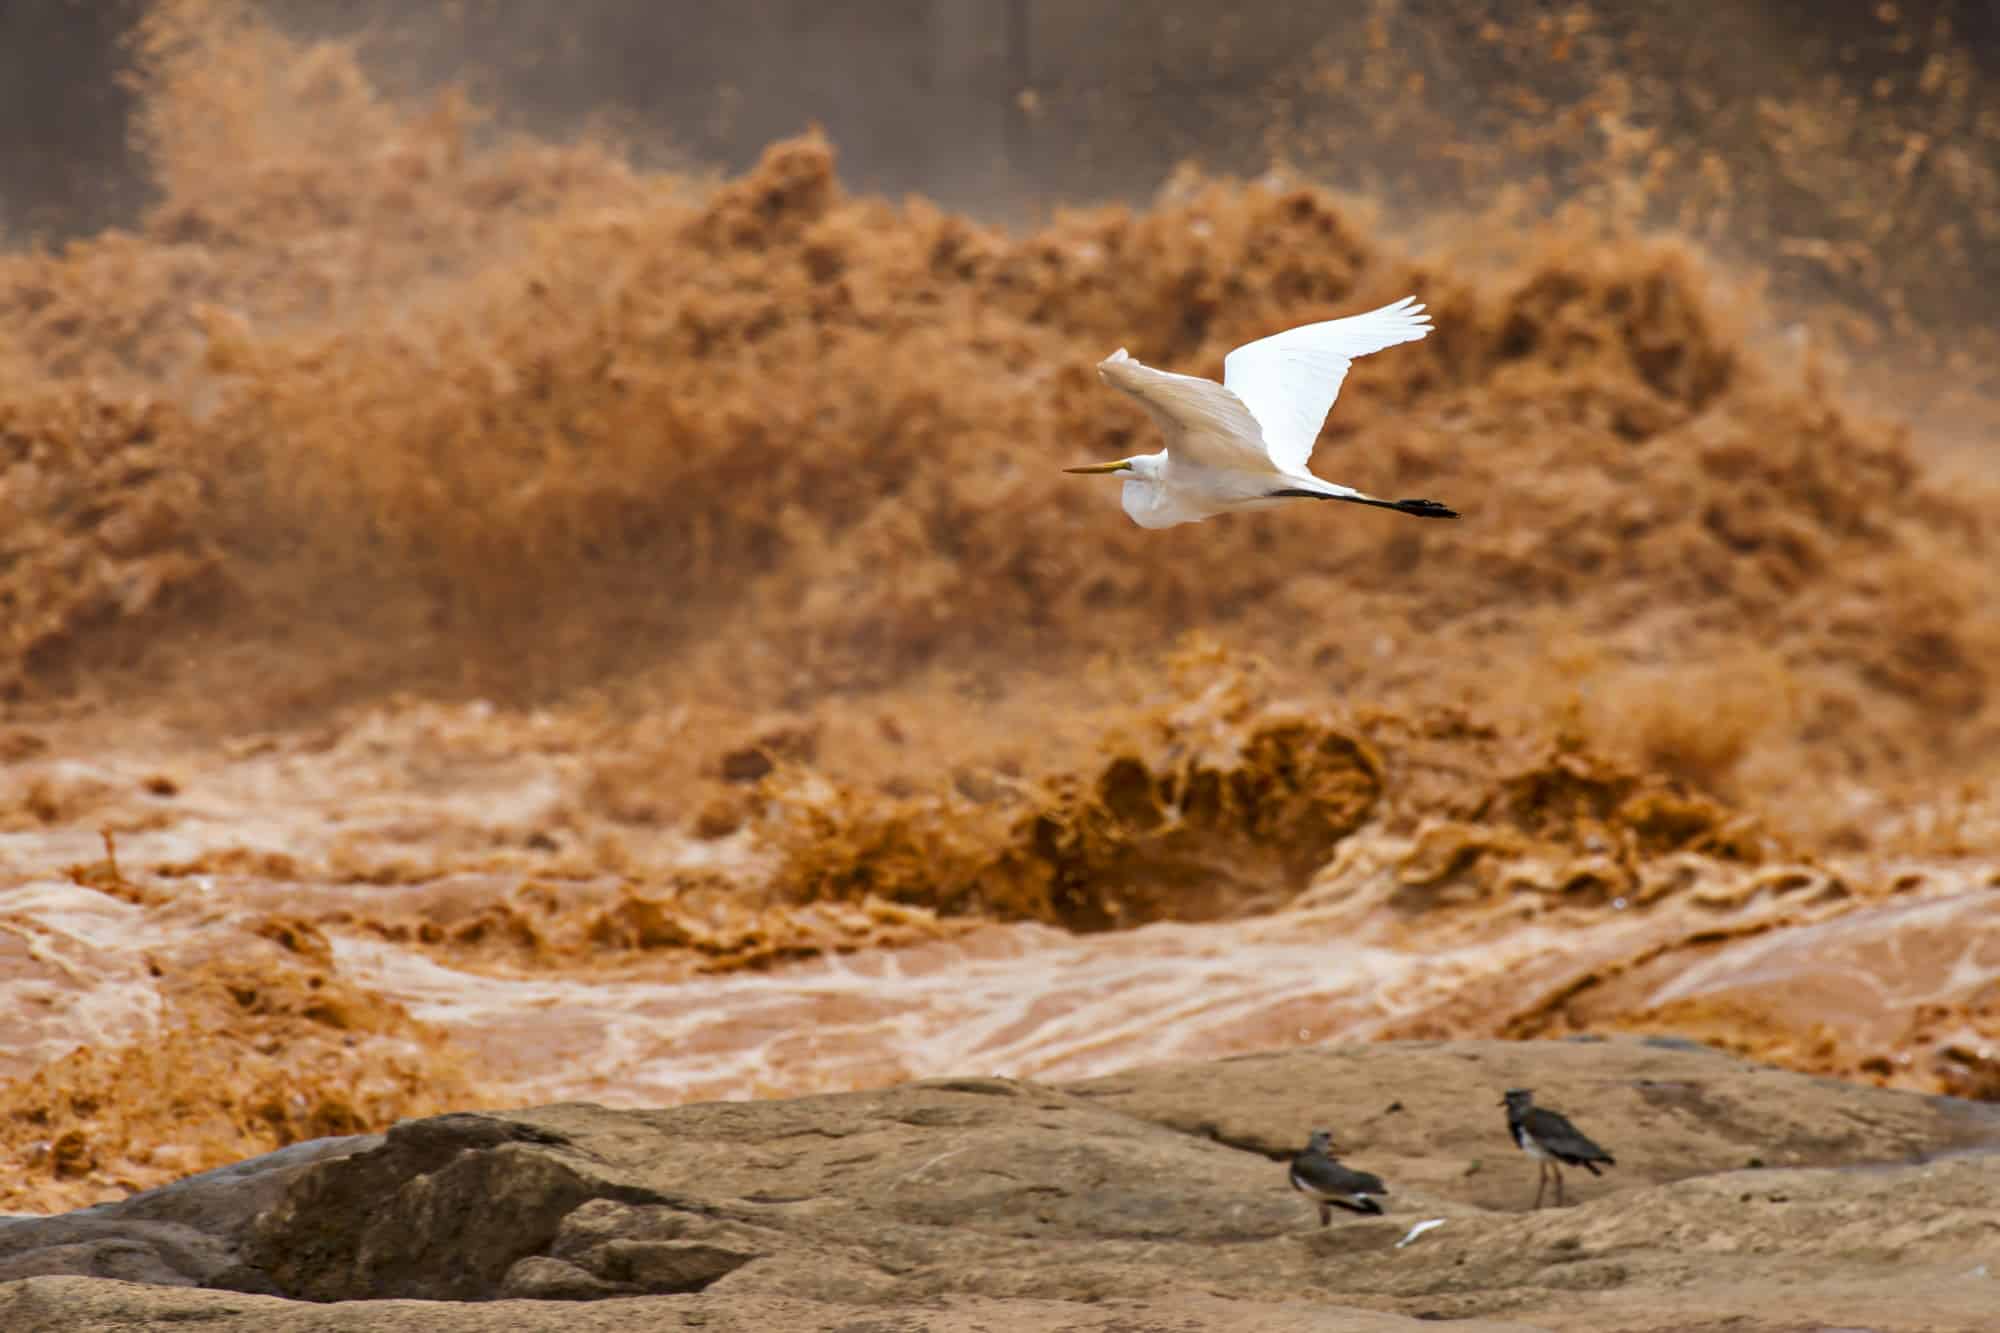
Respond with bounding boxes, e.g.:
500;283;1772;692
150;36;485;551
1222;296;1431;473
1096;348;1278;472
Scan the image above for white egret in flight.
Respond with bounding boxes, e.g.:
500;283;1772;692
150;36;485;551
1065;295;1457;528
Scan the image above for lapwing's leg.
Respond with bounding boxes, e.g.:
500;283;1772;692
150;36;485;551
1532;1161;1547;1210
1318;1201;1331;1227
1553;1164;1566;1207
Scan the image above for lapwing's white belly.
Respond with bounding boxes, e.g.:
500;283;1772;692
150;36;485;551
1291;1166;1371;1204
1514;1127;1550;1160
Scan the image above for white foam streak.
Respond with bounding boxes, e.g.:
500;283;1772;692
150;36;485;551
0;880;165;1075
333;915;1534;1107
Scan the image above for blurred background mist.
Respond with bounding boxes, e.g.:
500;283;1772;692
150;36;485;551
6;0;1997;239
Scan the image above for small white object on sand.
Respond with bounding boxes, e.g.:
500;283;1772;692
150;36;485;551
1395;1219;1446;1249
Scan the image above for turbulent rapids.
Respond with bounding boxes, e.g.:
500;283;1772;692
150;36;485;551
1;0;1997;1215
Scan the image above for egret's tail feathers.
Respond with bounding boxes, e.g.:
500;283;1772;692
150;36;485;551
1269;487;1460;520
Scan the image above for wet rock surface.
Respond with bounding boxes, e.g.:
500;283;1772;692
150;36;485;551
1;1037;1997;1330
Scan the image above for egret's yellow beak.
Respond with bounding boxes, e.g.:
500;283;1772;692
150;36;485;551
1063;459;1133;474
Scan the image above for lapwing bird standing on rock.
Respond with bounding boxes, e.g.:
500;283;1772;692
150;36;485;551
1289;1129;1388;1226
1502;1088;1615;1209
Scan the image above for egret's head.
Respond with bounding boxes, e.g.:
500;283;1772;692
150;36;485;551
1065;454;1164;481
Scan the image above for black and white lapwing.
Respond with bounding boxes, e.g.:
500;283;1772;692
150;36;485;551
1288;1129;1388;1226
1501;1088;1615;1209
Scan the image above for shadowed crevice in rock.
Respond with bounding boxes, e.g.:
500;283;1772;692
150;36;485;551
239;1115;693;1301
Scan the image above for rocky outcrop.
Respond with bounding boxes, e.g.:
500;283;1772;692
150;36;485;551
0;1134;374;1292
2;1037;1997;1331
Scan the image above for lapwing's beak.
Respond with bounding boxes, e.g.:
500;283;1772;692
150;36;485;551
1063;459;1133;474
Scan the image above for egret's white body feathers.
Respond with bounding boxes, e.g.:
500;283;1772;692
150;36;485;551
1071;295;1456;529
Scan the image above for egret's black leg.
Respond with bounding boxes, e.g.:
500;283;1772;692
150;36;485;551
1268;489;1459;519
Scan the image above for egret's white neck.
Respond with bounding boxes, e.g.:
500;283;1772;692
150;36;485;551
1118;457;1181;529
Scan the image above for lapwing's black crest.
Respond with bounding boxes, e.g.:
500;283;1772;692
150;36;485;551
1288;1129;1388;1227
1501;1088;1614;1209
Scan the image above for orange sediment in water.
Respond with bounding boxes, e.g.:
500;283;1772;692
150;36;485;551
2;0;1998;1212
0;908;477;1213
